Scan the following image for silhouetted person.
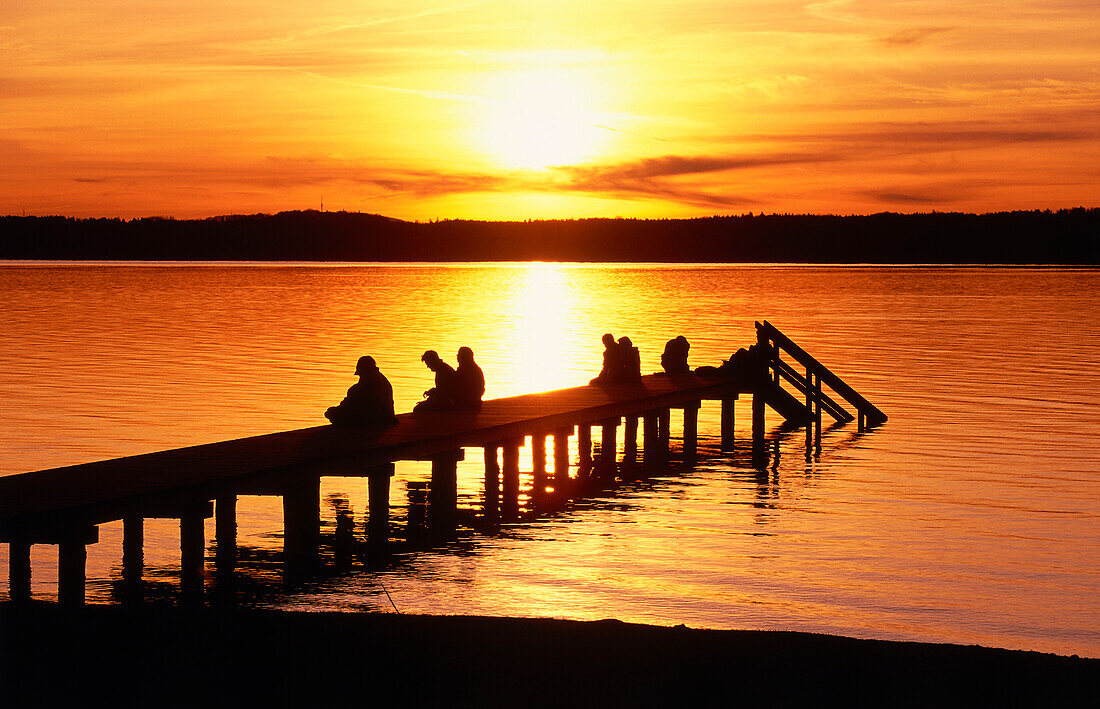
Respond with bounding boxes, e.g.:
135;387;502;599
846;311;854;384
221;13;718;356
414;349;457;412
695;341;771;383
618;336;642;382
590;333;623;384
325;355;397;426
453;346;485;409
660;335;691;375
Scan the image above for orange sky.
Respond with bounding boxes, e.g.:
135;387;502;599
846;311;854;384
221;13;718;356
2;1;1098;220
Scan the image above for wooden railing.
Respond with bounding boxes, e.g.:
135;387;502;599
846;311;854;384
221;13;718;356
755;320;887;429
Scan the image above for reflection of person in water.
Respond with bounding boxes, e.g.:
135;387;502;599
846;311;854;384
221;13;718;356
453;346;485;409
414;349;457;412
660;335;691;375
325;355;397;426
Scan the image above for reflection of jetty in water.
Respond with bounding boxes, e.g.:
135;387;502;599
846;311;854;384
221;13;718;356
1;322;885;605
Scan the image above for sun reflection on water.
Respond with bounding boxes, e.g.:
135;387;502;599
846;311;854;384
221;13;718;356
505;262;581;394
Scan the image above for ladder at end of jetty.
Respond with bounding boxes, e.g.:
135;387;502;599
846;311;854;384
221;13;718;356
753;320;887;432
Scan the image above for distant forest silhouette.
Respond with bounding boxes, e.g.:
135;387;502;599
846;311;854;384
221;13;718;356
2;209;1096;264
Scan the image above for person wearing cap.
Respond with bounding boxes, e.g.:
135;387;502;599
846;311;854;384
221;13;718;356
325;355;397;426
413;349;457;413
453;346;485;409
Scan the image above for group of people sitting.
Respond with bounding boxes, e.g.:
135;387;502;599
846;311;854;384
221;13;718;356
589;333;694;384
589;333;643;384
325;333;708;428
324;346;485;427
414;347;485;413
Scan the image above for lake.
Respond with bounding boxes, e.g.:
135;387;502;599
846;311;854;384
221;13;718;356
1;263;1097;657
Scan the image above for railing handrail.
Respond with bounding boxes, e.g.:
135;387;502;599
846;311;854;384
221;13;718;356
771;357;854;422
756;320;887;425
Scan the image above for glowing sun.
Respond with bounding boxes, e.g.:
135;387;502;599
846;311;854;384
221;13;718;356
478;67;608;170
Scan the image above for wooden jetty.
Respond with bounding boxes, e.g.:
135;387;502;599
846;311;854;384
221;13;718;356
0;322;885;605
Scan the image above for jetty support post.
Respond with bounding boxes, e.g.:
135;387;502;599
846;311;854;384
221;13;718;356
623;416;639;467
58;524;100;606
598;419;619;473
283;476;321;576
502;439;522;519
214;495;236;579
577;425;592;473
552;428;571;491
367;463;394;551
752;389;766;455
430;450;463;533
531;434;548;500
179;502;208;603
4;523;100;605
720;396;736;451
483;445;500;522
122;514;144;602
657;408;671;463
642;412;659;466
8;536;32;603
681;401;701;459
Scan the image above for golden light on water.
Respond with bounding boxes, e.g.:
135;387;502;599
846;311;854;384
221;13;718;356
507;262;580;393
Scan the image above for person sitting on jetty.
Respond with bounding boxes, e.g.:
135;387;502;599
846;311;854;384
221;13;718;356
589;333;643;384
453;346;485;409
414;349;457;412
589;333;621;385
694;341;771;384
659;335;691;375
618;336;642;382
325;355;397;427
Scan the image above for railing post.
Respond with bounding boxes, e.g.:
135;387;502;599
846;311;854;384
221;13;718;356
814;373;823;453
805;366;814;460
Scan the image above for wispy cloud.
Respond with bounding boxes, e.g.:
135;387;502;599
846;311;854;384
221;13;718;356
880;26;952;46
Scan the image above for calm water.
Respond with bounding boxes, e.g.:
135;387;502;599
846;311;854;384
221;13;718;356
1;263;1098;657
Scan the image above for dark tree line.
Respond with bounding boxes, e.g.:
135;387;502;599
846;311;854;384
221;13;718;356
1;208;1096;263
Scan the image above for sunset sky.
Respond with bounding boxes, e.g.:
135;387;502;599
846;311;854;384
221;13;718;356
2;1;1098;220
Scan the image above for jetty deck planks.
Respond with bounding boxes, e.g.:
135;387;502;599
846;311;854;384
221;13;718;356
0;373;744;534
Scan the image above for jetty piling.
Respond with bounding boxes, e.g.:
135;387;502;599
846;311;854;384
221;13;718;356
1;323;886;605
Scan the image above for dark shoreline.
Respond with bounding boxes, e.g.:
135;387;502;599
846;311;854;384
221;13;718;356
3;209;1097;264
2;605;1096;707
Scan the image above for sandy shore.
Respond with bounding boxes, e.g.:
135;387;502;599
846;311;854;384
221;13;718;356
2;605;1095;707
